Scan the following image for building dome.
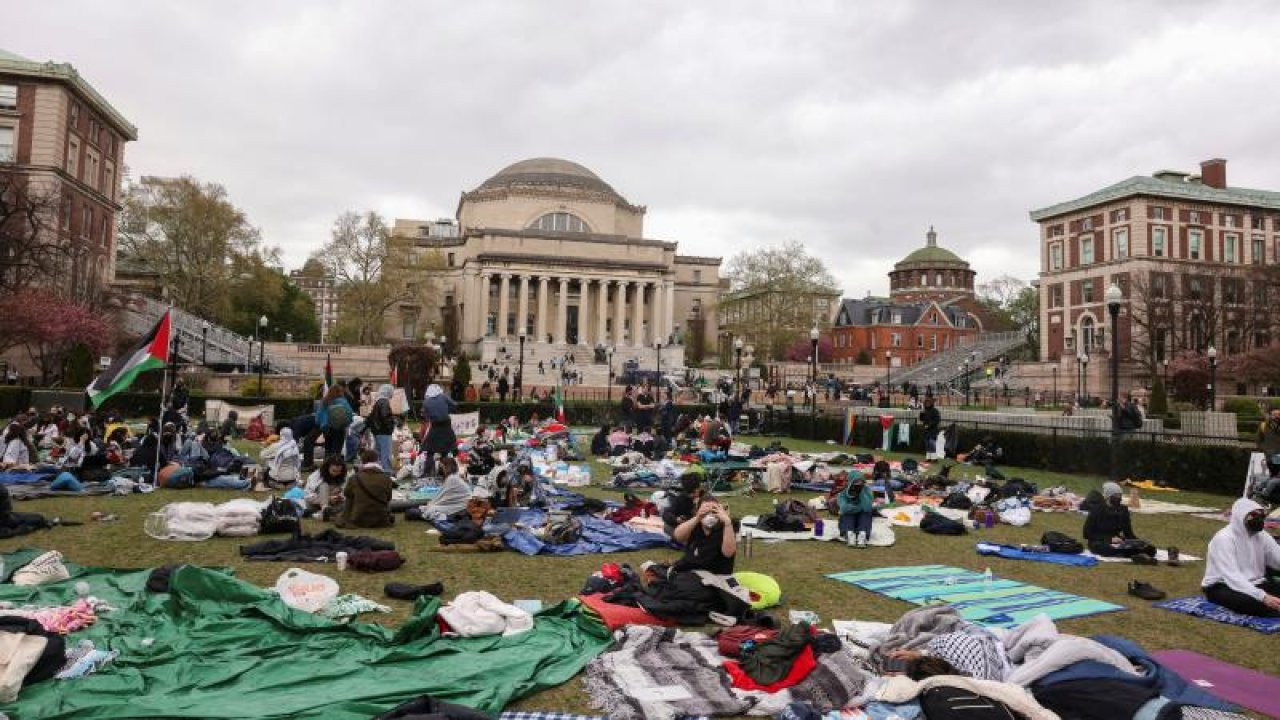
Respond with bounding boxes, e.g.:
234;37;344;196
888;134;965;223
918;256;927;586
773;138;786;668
888;227;976;302
893;227;969;268
477;157;622;199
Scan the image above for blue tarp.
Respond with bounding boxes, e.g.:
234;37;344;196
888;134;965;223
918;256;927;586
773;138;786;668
0;471;56;486
976;542;1098;567
504;514;675;557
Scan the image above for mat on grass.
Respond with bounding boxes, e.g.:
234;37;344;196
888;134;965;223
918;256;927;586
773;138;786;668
826;564;1125;628
1152;649;1280;719
976;542;1097;567
1084;548;1200;563
1153;596;1280;634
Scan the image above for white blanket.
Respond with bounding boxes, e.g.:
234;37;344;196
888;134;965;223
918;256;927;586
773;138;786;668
1083;548;1200;563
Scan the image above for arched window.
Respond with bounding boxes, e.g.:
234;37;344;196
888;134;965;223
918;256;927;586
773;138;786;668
1081;316;1097;350
528;212;590;233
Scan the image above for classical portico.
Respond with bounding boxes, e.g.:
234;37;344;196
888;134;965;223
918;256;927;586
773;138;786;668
394;157;725;373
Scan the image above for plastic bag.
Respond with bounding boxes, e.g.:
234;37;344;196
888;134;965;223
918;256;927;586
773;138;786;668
274;568;339;613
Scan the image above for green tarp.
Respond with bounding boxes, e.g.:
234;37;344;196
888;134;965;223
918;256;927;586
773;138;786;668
0;550;611;719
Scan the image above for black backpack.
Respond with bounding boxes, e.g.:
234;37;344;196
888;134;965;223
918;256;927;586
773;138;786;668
1041;530;1084;554
920;686;1019;719
545;517;583;545
260;497;301;536
942;492;973;510
920;512;967;536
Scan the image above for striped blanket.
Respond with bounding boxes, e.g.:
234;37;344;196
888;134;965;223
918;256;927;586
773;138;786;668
826;564;1125;628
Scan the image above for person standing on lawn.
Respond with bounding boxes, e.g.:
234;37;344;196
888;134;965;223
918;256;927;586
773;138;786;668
367;384;396;472
1202;497;1280;617
919;395;942;460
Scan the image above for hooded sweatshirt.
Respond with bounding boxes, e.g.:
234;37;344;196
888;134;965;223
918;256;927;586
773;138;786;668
367;384;395;436
837;475;874;514
262;428;301;483
421;384;456;422
1202;497;1280;599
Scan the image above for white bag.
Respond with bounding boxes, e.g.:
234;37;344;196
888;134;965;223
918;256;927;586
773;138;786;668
998;506;1032;527
274;568;339;613
867;517;896;547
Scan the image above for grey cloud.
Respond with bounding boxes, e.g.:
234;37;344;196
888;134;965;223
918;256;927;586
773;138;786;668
9;0;1280;297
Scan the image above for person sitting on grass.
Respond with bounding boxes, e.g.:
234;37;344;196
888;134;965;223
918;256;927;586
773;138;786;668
3;423;36;471
662;473;703;536
244;414;269;442
607;426;631;456
838;471;892;548
302;454;347;518
1083;481;1157;564
589;424;610;457
256;427;301;490
1202;497;1280;617
336;448;393;528
670;498;737;575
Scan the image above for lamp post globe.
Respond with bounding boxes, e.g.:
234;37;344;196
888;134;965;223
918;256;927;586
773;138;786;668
200;320;210;368
256;316;268;399
1105;282;1124;482
1207;344;1218;411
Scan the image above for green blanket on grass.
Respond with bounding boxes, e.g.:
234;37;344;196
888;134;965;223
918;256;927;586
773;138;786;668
0;549;611;719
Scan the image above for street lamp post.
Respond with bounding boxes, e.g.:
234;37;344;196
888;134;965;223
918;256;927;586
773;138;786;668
517;328;526;402
809;327;819;439
962;358;971;406
884;350;892;407
1051;365;1058;407
606;345;616;404
1207;345;1218;411
256;315;268;399
1106;283;1124;483
1081;353;1090;405
655;341;664;401
201;320;209;368
734;338;744;399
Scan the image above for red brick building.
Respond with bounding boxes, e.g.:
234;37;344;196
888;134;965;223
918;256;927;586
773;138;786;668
829;229;982;368
0;48;137;300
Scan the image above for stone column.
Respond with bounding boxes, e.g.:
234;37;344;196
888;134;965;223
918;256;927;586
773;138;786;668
597;279;609;346
614;280;629;346
497;273;511;340
632;280;647;347
651;280;665;345
579;280;591;346
536;276;549;342
556;277;569;344
477;272;491;337
665;280;676;343
517;274;530;338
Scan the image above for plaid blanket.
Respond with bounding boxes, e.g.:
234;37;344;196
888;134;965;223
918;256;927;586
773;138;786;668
583;625;755;720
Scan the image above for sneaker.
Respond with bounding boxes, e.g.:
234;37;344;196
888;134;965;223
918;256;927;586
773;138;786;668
1131;553;1158;566
708;611;738;627
12;551;71;586
1166;546;1182;568
1127;580;1166;601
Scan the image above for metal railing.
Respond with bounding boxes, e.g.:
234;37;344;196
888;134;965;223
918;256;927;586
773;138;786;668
116;294;299;374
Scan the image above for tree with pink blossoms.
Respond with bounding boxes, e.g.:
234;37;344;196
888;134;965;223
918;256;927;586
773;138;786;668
0;289;115;385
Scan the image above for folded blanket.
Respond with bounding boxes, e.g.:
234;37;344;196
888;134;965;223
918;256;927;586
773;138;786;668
877;675;1060;720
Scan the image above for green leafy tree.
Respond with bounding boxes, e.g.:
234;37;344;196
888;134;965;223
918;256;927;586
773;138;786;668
224;263;320;342
63;343;96;387
453;353;472;388
1148;375;1169;416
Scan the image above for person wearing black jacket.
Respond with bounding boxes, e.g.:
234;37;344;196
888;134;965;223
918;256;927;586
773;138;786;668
368;384;396;472
1083;481;1156;561
662;474;702;536
918;395;941;458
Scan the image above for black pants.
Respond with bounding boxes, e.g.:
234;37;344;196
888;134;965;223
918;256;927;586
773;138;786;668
1088;539;1155;558
1204;578;1280;618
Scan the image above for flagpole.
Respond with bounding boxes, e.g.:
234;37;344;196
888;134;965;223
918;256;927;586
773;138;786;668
153;311;174;486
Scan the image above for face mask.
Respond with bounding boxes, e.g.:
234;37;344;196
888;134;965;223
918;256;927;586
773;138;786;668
701;514;720;531
1108;495;1122;506
1245;516;1266;534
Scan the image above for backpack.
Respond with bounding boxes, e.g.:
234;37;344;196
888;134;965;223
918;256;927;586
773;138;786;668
941;492;973;510
920;512;966;536
1040;530;1084;555
900;458;919;474
260;497;301;535
872;460;892;479
349;550;405;572
325;402;353;431
919;686;1019;719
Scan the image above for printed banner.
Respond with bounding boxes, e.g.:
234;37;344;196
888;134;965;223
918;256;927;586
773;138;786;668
450;411;480;437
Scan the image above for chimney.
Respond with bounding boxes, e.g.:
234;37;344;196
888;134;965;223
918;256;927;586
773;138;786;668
1200;158;1227;189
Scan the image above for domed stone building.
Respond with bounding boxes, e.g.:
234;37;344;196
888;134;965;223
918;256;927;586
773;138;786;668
393;158;723;368
888;227;977;303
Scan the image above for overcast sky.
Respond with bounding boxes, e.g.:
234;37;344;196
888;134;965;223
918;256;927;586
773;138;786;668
11;1;1280;298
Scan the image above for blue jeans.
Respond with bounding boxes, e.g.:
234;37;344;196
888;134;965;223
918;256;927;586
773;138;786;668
51;472;84;492
202;474;250;490
374;434;392;472
839;511;873;538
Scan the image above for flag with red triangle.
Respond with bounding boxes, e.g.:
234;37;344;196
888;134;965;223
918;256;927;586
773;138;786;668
389;363;399;386
323;353;333;393
555;381;565;423
88;311;171;408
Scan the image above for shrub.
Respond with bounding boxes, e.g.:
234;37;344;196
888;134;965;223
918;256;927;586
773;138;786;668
238;379;273;398
1148;376;1169;416
63;344;96;388
0;387;32;418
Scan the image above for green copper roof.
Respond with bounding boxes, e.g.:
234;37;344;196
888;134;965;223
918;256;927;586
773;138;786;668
1030;175;1280;221
0;48;137;140
896;245;967;266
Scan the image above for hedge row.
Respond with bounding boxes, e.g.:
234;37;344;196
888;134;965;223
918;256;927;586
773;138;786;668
841;418;1247;496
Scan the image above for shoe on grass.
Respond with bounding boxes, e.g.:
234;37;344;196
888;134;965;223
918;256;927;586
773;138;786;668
1167;546;1182;567
1127;580;1166;601
1131;553;1158;566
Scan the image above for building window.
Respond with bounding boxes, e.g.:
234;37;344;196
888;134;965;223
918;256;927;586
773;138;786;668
67;137;79;177
99;216;108;245
446;253;455;267
1081;316;1097;350
931;334;938;351
1152;274;1167;299
1112;228;1129;259
1081;237;1094;265
1082;280;1095;303
1254;282;1268;306
0;126;12;163
1049;243;1063;270
1190;211;1201;225
891;310;903;324
1151;206;1168;220
528;212;590;233
1224;279;1241;304
1048;224;1064;237
401;313;417;340
916;335;924;348
1082;217;1093;231
59;197;70;231
1224;233;1239;263
1223;213;1239;228
1049;284;1063;308
1188;276;1204;300
1110;208;1128;223
81;206;92;238
891;333;901;347
1253;216;1265;231
1189;229;1203;260
1152;226;1167;257
0;84;15;110
1253;235;1265;264
70;103;79;125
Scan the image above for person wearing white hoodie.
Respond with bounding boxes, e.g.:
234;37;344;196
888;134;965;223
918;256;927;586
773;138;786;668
1202;497;1280;617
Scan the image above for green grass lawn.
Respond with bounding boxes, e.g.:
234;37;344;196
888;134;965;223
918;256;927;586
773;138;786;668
2;433;1276;714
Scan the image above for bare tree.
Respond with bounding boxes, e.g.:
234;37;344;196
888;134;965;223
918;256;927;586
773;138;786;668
1127;269;1261;379
0;173;67;296
718;240;840;361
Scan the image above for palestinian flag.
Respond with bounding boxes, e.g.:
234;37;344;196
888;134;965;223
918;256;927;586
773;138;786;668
389;363;399;386
555;381;565;423
323;353;333;393
87;311;171;408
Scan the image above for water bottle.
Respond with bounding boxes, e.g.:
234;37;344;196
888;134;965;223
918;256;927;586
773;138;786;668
813;518;825;537
985;511;994;529
983;567;993;587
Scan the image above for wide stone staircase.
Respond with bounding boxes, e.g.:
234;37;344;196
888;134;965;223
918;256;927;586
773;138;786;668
888;331;1027;389
109;292;299;374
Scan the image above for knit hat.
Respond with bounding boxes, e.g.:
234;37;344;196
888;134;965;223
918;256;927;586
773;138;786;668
1101;482;1124;498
